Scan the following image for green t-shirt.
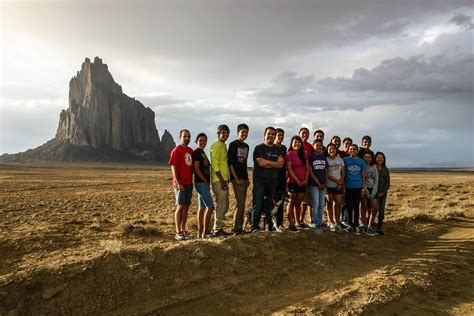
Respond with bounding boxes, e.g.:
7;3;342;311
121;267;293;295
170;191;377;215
210;139;229;183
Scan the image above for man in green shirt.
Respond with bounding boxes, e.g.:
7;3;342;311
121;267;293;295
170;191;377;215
211;124;230;236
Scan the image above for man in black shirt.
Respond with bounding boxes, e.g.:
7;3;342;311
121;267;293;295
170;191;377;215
228;123;250;234
251;126;284;233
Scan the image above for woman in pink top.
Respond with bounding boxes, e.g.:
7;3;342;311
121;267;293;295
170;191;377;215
286;136;309;232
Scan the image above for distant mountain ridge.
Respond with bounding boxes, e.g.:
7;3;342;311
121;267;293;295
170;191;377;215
1;57;175;163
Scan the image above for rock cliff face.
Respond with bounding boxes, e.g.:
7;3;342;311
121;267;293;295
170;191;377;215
0;57;174;162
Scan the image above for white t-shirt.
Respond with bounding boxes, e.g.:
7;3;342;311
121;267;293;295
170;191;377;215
327;156;344;188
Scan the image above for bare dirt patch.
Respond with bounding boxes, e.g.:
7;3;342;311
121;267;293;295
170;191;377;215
1;165;473;315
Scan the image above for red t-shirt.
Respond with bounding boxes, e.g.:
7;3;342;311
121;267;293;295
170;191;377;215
303;142;313;154
168;145;194;186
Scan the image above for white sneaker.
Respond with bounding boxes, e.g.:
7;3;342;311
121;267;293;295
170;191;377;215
354;227;361;235
276;225;285;233
308;222;316;228
329;222;336;232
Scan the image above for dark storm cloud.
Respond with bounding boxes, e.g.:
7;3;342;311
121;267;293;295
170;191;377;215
450;14;474;30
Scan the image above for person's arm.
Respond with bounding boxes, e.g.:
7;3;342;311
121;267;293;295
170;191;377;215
361;169;367;197
170;165;184;191
339;163;345;186
211;142;228;189
228;142;242;185
304;157;309;185
256;156;283;169
322;161;329;189
193;160;208;185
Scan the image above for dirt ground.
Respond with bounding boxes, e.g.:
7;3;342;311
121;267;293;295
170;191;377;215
0;164;473;315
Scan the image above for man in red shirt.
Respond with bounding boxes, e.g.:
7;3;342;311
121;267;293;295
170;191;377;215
168;129;194;241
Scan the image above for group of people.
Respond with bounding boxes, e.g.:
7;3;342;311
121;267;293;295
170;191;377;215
168;125;390;241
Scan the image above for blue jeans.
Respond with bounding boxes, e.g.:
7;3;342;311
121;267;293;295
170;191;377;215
251;179;276;231
309;186;326;229
195;182;214;209
377;193;387;230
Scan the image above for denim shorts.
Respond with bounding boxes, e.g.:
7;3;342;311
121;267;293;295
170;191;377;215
174;184;193;205
195;182;214;209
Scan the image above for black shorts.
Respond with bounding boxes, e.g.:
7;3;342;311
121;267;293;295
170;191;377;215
327;187;343;195
288;182;306;193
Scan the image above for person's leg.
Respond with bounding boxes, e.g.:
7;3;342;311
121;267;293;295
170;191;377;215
251;181;265;231
264;182;276;231
212;182;226;232
345;188;355;229
334;194;343;226
353;188;362;229
276;190;285;227
310;186;321;228
180;204;190;232
231;180;247;231
360;197;368;228
377;194;387;232
367;197;378;229
326;193;335;224
318;188;327;228
287;191;297;227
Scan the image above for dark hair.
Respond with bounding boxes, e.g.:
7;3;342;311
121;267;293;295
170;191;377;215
331;135;341;142
195;132;207;143
264;126;276;136
363;150;375;166
289;135;306;164
350;144;359;150
313;129;324;137
362;135;372;142
179;129;190;137
276;128;285;134
343;137;353;144
217;124;230;134
298;127;309;134
375;151;387;167
327;143;337;150
237;123;249;132
312;139;324;145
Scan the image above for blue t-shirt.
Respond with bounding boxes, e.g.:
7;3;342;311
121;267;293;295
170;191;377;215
343;156;367;189
308;153;328;186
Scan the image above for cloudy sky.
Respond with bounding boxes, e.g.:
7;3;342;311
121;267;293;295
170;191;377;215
1;0;473;167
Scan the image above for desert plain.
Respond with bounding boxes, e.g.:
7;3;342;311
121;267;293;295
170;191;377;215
0;163;473;315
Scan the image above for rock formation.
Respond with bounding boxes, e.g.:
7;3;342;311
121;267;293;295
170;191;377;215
0;57;175;162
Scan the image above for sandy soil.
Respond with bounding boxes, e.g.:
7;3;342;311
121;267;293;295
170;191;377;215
0;164;473;315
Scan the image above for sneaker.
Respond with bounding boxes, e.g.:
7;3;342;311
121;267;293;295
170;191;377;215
308;222;316;228
288;225;299;232
275;225;285;233
251;228;260;234
232;228;247;236
363;228;375;237
175;232;185;241
183;230;193;240
340;221;350;229
354;227;361;235
329;223;336;232
299;223;310;230
213;229;230;237
377;229;385;235
204;233;213;239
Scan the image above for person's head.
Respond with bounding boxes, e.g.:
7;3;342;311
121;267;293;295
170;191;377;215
363;150;375;166
331;136;341;149
314;129;325;141
299;127;309;142
349;144;359;158
237;123;249;142
179;129;191;146
375;151;386;167
361;135;372;149
290;135;306;164
217;124;230;142
343;137;353;152
195;132;207;149
327;143;337;157
275;128;285;145
312;139;324;154
264;126;276;145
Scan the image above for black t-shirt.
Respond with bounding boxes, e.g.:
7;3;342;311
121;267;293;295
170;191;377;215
358;148;374;159
227;139;249;180
253;143;284;181
193;148;210;183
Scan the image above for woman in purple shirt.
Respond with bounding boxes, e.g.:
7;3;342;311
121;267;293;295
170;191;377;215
286;136;309;231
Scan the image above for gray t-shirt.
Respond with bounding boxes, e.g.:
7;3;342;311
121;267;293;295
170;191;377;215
327;156;344;188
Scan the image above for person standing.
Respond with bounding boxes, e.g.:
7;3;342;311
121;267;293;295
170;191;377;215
274;128;287;231
299;127;313;228
344;144;367;235
168;129;194;241
325;143;345;232
228;124;250;235
251;126;284;233
210;124;231;237
375;152;390;235
308;140;328;231
193;133;214;238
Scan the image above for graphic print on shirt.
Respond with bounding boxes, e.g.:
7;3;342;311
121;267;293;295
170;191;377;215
185;153;192;166
237;147;248;163
348;164;361;175
312;159;326;170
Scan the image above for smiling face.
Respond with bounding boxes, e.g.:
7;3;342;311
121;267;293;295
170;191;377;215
376;153;385;166
314;131;324;142
344;140;352;152
364;153;372;165
349;145;358;158
362;138;371;149
313;141;323;154
332;137;341;149
180;130;191;146
218;129;229;142
238;128;248;142
291;138;302;151
328;145;337;157
276;131;284;145
197;135;207;149
299;129;309;142
264;128;276;145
